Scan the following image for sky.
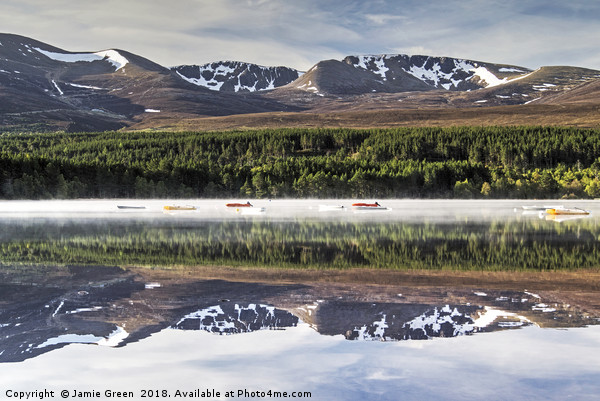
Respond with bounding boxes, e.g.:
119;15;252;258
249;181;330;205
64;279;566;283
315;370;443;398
1;0;599;71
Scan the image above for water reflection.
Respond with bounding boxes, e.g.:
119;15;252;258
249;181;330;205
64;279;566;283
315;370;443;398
1;264;598;363
173;303;299;334
1;205;600;270
1;200;599;400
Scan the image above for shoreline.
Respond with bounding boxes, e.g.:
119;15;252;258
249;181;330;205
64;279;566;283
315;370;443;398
131;265;600;291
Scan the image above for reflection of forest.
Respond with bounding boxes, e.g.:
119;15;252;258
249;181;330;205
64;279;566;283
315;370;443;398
1;218;599;270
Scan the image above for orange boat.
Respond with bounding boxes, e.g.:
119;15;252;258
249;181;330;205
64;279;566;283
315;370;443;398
226;202;253;208
352;202;381;207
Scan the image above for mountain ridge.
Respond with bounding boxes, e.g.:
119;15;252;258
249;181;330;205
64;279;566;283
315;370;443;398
173;61;301;92
1;33;599;131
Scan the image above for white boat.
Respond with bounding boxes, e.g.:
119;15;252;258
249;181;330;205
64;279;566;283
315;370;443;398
521;205;563;211
239;207;266;215
318;205;346;212
521;205;546;211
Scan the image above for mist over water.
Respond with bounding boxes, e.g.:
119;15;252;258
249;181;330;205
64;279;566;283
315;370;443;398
0;199;598;270
0;198;596;222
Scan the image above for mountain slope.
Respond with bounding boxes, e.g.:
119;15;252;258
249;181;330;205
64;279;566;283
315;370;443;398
173;61;301;92
0;33;295;131
344;54;533;91
281;54;535;96
455;65;600;107
532;69;600;105
283;59;433;95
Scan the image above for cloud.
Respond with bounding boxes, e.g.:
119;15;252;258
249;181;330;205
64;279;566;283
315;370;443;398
364;14;408;26
0;0;598;70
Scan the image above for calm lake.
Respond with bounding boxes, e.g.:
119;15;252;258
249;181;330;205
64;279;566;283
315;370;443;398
1;199;600;400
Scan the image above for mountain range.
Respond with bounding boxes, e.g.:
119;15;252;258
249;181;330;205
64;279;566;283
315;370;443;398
1;33;599;131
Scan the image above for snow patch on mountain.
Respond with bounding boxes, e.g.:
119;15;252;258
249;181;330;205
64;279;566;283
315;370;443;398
499;67;526;73
33;47;129;70
66;83;105;90
173;61;301;92
51;80;63;95
349;54;532;91
470;66;508;87
409;59;473;89
354;55;389;79
176;70;225;91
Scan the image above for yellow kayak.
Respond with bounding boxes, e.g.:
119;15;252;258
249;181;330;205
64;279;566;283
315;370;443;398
163;205;196;211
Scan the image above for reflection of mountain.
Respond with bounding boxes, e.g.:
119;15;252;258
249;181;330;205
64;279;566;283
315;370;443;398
0;274;142;362
349;305;478;340
173;303;298;334
295;290;598;341
297;301;483;341
0;265;304;362
1;265;598;362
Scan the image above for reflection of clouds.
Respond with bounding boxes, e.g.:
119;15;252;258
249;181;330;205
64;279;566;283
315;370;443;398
1;324;600;400
366;369;409;381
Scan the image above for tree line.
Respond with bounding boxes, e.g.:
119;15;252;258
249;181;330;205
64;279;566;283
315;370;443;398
2;126;600;199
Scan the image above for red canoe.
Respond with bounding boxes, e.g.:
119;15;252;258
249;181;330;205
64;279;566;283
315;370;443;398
352;202;380;207
226;202;253;208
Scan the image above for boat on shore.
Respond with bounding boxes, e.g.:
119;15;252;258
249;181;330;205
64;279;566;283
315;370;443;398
163;205;196;211
117;205;146;209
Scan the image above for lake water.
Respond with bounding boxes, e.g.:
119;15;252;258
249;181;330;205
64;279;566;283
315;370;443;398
1;199;600;400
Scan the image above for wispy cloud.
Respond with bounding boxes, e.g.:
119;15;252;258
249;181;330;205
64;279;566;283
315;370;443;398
0;0;598;70
364;14;408;26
